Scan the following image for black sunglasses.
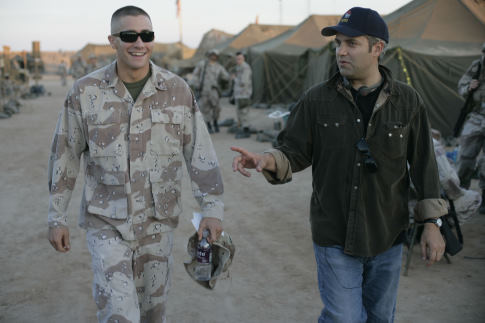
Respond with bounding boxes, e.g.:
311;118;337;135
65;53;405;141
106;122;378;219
356;138;378;173
112;30;155;43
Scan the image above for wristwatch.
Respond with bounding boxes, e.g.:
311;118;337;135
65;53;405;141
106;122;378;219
421;217;442;228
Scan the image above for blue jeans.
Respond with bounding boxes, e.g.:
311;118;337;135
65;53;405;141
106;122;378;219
313;243;403;323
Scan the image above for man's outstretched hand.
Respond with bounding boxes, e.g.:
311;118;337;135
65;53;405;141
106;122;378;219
231;146;275;177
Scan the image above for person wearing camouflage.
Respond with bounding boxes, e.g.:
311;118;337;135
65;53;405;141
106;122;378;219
190;49;230;133
456;43;485;213
47;6;224;323
70;55;87;80
232;52;253;139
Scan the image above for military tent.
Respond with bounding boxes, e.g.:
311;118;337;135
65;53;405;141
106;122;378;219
215;23;293;57
304;0;485;137
247;15;340;103
169;29;234;75
381;0;485;136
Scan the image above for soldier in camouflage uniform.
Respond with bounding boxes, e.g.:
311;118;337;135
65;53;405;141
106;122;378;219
47;6;224;323
231;52;253;139
190;49;230;134
86;54;101;74
456;43;485;212
70;55;87;80
58;60;68;86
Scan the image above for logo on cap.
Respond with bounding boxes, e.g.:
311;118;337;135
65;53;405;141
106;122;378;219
341;10;351;23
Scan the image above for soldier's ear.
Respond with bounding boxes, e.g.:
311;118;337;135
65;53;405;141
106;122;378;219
108;35;117;49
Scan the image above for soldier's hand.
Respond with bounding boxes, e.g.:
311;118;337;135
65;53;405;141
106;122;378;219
48;226;71;253
231;146;275;177
469;79;479;91
198;217;222;243
420;223;445;266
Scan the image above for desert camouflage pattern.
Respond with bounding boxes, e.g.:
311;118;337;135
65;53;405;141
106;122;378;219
233;61;252;100
457;55;485;189
87;223;173;323
433;138;481;224
458;56;485;107
48;60;224;240
184;231;235;290
190;60;229;122
48;60;223;322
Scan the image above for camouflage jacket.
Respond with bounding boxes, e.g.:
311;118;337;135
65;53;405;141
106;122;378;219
190;60;229;96
48;61;224;240
233;61;252;99
458;56;485;106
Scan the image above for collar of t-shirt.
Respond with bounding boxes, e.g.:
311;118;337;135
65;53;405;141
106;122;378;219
350;82;384;134
123;70;152;102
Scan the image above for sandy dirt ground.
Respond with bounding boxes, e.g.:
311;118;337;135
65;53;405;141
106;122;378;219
1;75;485;323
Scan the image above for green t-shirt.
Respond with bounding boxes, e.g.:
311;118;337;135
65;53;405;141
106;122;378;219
123;70;151;102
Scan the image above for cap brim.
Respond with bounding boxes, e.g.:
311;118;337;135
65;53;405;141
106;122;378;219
321;25;365;38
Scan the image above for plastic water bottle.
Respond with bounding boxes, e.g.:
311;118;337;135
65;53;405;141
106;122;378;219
195;230;212;281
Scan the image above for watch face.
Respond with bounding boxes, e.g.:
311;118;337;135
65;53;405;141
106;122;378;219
436;218;442;227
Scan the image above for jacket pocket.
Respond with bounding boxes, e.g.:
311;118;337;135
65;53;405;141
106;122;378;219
150;108;183;155
316;113;347;150
87;109;124;157
86;166;127;219
373;122;409;160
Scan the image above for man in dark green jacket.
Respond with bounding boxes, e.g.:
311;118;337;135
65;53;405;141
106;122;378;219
232;7;447;323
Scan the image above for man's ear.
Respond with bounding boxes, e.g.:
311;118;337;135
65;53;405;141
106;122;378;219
108;35;116;49
373;41;384;58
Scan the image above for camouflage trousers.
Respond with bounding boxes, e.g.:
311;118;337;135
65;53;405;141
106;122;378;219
86;226;174;323
236;98;251;127
457;112;485;189
199;91;221;122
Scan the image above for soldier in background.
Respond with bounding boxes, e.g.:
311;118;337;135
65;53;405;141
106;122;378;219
456;43;485;213
58;60;68;86
85;53;100;74
190;49;230;133
69;56;87;80
47;6;224;322
231;51;253;139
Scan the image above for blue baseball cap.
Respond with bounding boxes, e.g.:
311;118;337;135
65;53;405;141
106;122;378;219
321;7;389;43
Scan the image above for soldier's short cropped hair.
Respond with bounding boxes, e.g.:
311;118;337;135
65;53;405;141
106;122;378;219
111;6;151;33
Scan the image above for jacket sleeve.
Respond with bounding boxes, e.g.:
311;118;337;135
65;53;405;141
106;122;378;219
407;93;448;221
47;84;87;227
183;90;224;220
219;65;230;82
189;61;203;89
262;95;313;184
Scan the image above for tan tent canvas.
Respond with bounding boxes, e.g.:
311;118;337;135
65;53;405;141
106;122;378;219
215;23;293;56
169;29;234;75
247;15;340;103
386;0;485;55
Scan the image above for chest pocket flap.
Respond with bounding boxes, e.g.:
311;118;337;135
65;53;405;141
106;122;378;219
150;108;183;155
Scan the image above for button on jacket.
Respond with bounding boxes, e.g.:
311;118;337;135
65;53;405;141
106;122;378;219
263;66;447;257
48;61;223;240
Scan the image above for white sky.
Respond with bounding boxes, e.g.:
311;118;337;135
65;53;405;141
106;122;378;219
0;0;412;52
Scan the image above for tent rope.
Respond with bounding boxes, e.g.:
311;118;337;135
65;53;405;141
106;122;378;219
397;47;412;86
400;48;464;100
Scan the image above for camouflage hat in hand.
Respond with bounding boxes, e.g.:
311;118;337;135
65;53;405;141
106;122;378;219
184;231;235;289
